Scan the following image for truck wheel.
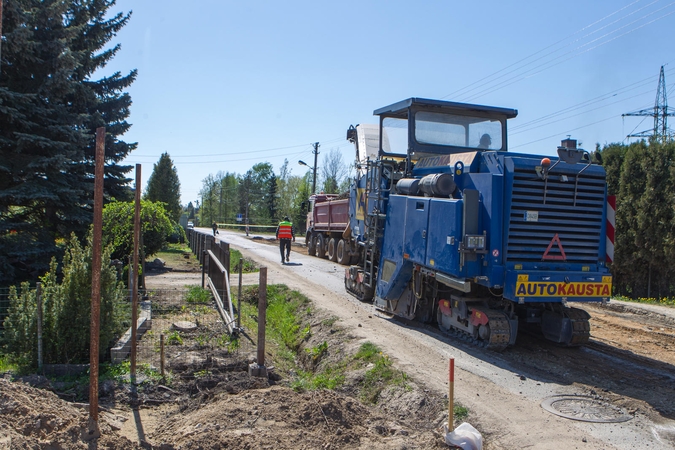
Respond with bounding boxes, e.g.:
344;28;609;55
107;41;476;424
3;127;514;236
307;233;316;255
315;234;326;258
336;239;350;265
327;238;338;262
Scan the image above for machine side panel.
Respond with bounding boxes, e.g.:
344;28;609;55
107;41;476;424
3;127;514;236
425;199;463;276
376;195;416;301
464;171;506;287
403;197;431;263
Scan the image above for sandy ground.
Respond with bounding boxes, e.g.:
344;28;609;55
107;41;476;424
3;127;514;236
204;229;675;450
6;228;673;449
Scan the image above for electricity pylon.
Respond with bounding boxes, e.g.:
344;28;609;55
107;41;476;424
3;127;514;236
623;66;675;143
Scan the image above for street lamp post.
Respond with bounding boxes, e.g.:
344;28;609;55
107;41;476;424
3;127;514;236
298;142;319;194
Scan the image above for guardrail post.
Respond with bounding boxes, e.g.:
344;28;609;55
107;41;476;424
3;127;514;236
249;267;268;378
201;250;206;289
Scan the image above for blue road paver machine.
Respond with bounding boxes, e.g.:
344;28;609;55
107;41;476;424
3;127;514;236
342;98;612;350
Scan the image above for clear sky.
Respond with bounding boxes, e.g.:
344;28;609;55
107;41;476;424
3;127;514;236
102;0;675;205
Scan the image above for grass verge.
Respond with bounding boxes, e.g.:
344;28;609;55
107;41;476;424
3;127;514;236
230;249;258;274
614;295;675;306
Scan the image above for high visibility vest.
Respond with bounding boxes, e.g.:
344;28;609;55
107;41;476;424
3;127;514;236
277;221;293;239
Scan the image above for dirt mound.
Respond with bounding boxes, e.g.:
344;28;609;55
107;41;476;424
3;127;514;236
0;378;138;449
149;385;445;449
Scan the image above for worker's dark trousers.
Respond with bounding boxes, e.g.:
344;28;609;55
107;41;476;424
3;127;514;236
279;239;291;261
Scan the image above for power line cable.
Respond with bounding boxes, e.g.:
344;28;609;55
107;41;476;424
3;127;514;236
462;5;675;102
442;0;648;101
509;69;672;131
132;137;345;158
510;115;619;150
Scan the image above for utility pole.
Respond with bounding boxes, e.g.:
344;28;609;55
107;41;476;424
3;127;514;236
311;142;319;194
299;142;320;194
623;66;675;143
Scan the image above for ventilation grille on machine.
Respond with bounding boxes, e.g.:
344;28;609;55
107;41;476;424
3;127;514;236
506;167;605;263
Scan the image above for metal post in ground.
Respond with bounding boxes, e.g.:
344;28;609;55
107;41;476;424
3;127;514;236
130;164;142;382
87;127;105;438
249;267;267;377
448;358;455;432
237;259;243;329
160;334;165;379
36;283;42;371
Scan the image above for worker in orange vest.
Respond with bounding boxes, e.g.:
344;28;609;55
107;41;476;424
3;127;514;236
276;216;295;264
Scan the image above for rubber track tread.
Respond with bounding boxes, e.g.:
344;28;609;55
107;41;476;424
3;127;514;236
564;307;591;346
440;309;512;351
483;309;511;351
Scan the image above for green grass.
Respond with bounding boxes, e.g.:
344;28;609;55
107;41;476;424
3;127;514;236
155;243;197;271
353;342;410;404
166;330;183;345
453;404;469;422
100;361;166;384
322;317;339;327
159;243;190;254
291;368;345;390
0;354;19;374
239;286;413;406
614;295;675;306
185;286;212;304
230;249;258;273
305;341;328;361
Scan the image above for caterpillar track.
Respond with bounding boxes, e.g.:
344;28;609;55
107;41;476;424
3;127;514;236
563;307;591;347
438;307;513;352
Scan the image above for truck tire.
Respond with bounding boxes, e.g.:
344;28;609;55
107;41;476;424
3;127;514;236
336;239;350;265
307;233;316;255
328;238;338;262
315;234;326;258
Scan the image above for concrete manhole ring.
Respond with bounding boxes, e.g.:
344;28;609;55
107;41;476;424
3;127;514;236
541;395;632;423
173;321;197;332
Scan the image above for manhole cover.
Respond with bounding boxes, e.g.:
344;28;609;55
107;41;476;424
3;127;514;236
541;395;632;423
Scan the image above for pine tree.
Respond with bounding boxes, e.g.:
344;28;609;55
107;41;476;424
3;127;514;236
0;0;137;286
145;153;182;222
267;173;278;223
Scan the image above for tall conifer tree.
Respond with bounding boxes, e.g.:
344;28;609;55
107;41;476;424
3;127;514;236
144;153;182;222
0;0;136;285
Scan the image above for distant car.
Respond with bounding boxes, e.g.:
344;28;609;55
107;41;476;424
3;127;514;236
187;221;194;228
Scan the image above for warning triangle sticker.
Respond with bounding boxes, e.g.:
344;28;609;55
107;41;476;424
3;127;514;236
542;233;567;261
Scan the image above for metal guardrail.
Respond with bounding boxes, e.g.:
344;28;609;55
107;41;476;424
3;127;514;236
206;249;236;334
186;228;237;335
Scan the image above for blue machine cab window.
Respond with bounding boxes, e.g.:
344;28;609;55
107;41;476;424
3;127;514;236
414;111;503;151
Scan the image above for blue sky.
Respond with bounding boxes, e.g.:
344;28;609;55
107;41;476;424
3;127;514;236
103;0;675;205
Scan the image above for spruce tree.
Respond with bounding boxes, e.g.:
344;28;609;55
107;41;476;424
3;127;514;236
0;0;136;286
144;152;182;222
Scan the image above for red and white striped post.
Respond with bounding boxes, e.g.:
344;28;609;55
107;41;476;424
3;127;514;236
606;195;616;264
448;358;455;431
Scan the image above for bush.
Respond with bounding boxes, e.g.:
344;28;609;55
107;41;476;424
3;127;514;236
102;200;174;261
2;234;127;365
167;222;186;244
185;286;212;304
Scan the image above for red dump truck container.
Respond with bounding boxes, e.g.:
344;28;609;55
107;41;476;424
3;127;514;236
305;194;357;264
312;196;349;232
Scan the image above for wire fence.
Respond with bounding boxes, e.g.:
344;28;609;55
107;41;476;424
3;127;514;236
132;289;234;374
0;287;236;372
0;288;10;334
